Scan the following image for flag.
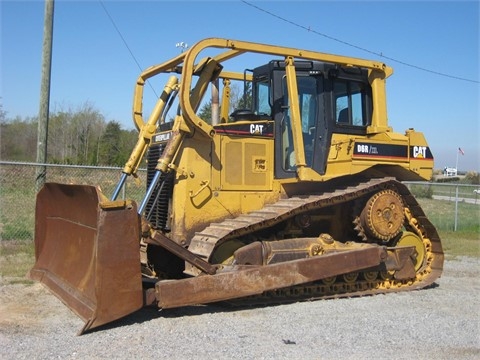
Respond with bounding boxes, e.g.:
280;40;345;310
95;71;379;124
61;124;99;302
458;147;465;155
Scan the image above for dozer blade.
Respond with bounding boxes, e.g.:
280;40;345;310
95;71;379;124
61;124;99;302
30;183;143;334
156;245;414;308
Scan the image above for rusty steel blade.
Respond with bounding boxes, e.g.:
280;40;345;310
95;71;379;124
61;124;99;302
156;245;394;309
30;183;143;334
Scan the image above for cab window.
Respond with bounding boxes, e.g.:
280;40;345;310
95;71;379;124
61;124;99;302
255;80;271;116
334;80;369;127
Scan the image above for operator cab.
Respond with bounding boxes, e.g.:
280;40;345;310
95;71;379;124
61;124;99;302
250;60;373;179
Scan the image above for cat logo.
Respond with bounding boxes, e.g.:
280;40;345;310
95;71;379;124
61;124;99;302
413;146;427;158
250;124;264;135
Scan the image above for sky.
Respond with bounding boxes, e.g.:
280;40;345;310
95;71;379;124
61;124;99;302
1;0;479;171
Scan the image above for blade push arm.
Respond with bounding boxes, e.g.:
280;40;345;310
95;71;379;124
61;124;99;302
111;76;178;200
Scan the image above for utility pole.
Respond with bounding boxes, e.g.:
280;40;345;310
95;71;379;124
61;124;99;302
35;0;54;193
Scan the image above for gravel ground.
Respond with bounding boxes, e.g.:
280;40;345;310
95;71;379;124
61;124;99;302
1;256;478;360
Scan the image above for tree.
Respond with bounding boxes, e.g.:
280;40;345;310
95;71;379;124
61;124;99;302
97;121;123;166
96;122;138;166
0;102;136;166
198;99;212;123
233;82;252;110
48;110;74;163
47;103;106;164
70;103;105;164
0;100;6;122
0;116;37;161
197;82;253;123
118;128;138;165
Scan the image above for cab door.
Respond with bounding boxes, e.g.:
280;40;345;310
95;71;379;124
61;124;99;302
253;61;374;181
272;70;329;179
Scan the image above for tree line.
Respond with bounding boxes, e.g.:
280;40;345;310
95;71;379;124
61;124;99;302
0;83;249;167
0;102;138;166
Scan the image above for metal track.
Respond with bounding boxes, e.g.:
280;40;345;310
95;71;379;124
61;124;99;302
186;177;444;302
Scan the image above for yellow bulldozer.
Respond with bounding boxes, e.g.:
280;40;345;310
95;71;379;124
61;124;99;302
30;38;444;334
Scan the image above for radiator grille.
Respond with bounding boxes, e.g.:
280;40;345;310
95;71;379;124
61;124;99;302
145;143;174;230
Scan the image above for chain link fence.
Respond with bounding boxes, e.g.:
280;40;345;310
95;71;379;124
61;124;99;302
0;161;147;241
403;181;480;232
1;161;479;241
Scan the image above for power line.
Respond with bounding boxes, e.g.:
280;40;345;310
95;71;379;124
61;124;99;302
98;1;159;97
241;0;479;84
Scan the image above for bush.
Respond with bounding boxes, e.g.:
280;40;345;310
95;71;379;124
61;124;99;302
436;176;460;183
410;184;433;199
464;171;480;185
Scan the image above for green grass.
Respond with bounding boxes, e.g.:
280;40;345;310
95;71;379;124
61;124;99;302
0;240;35;285
0;181;36;241
416;198;479;258
1;219;34;240
417;198;480;233
438;230;480;258
0;197;478;285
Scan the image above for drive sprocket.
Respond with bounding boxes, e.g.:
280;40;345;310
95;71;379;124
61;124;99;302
358;189;405;242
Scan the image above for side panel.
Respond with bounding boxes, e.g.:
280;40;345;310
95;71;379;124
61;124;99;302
170;132;276;244
406;129;435;180
220;134;273;191
324;131;433;181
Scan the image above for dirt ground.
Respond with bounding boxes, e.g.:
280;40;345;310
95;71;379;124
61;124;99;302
1;257;479;360
0;282;79;331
